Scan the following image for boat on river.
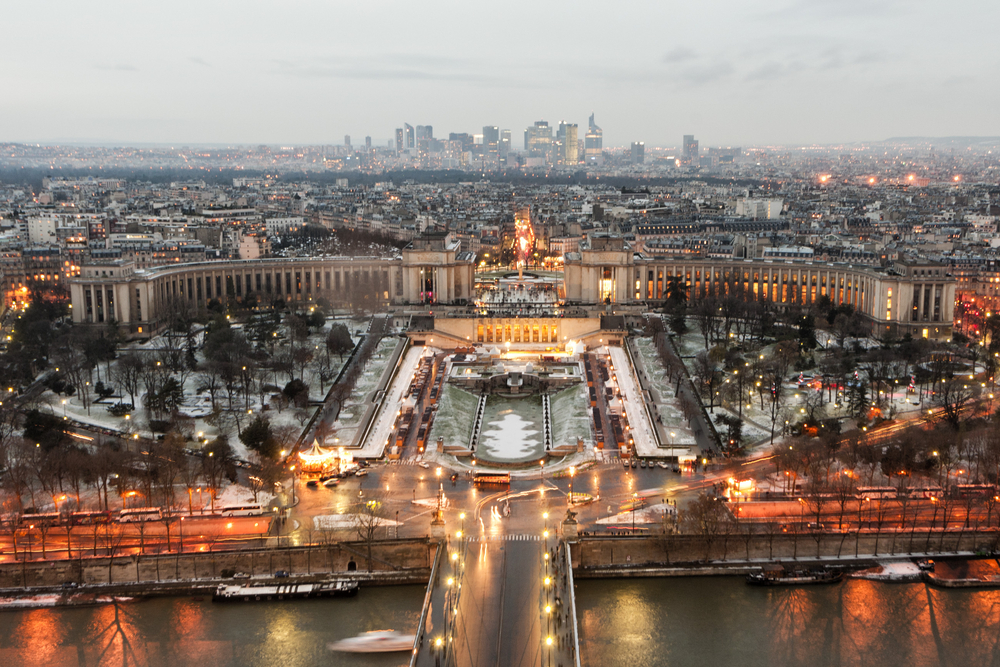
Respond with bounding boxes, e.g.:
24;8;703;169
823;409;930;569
327;630;415;653
212;579;358;602
746;564;843;586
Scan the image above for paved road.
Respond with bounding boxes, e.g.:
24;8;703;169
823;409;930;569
451;537;544;667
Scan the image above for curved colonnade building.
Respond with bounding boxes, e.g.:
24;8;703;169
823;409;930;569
70;232;955;341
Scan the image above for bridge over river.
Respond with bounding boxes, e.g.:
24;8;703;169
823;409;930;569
412;532;581;667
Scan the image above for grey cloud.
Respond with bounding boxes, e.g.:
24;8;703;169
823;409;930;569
674;61;734;85
746;61;786;81
94;64;137;71
662;47;698;64
853;50;889;65
189;57;211;67
273;54;522;87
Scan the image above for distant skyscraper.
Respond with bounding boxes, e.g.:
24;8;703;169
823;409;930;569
631;141;645;165
344;135;351;148
682;135;699;163
524;121;551;157
404;124;415;149
415;125;433;158
415;125;433;141
395;128;404;152
563;124;579;164
449;133;474;153
585;113;603;164
365;136;372;151
500;129;511;163
483;126;499;159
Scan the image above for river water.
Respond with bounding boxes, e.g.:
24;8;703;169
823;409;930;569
0;585;424;667
3;578;999;666
576;577;1000;667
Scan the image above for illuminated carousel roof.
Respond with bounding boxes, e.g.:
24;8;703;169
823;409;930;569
298;439;334;468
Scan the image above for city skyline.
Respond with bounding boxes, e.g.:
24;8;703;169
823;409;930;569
3;1;998;147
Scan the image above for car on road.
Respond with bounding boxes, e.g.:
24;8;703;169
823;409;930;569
323;478;340;487
657;462;669;469
355;469;369;477
233;572;250;579
917;559;935;572
306;480;319;488
274;570;290;578
417;462;430;469
622;460;629;468
630;459;637;469
639;459;647;468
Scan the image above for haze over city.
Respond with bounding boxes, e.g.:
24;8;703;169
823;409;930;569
4;0;1000;146
3;3;1000;666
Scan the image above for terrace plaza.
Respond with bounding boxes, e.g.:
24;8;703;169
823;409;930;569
71;230;956;343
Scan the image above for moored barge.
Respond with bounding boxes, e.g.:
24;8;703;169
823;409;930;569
212;580;359;602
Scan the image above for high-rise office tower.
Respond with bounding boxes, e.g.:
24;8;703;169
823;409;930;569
448;133;474;153
682;135;699;163
500;129;511;163
344;135;351;148
631;142;645;164
524;121;551;156
415;125;433;158
563;124;579;164
483;126;499;159
404;124;415;149
585;113;603;164
365;136;372;151
395;128;404;152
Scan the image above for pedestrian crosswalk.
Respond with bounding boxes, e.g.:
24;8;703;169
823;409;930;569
466;534;542;542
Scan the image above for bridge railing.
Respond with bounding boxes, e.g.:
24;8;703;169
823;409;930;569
410;541;444;667
564;540;582;667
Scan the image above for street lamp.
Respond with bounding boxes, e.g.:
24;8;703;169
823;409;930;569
568;466;576;506
632;492;638;534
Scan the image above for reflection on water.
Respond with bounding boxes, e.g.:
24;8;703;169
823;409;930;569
0;586;424;667
578;577;1000;667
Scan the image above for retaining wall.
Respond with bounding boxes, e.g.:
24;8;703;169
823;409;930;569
0;538;436;589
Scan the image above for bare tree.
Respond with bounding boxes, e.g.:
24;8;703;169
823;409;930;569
934;376;975;429
680;493;730;560
351;492;389;571
112;353;144;408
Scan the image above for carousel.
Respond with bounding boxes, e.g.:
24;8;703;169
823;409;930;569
297;439;354;476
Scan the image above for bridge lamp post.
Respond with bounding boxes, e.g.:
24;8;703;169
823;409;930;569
632;492;638;534
568;467;575;506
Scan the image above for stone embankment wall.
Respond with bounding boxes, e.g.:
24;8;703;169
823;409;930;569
0;539;436;589
571;530;1000;575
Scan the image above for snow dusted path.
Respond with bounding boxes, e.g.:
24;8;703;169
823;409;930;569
608;346;660;458
357;345;425;458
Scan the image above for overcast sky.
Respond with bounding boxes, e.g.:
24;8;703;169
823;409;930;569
3;0;998;148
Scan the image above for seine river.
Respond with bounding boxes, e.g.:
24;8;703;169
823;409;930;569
577;577;1000;667
2;578;999;666
0;585;424;667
